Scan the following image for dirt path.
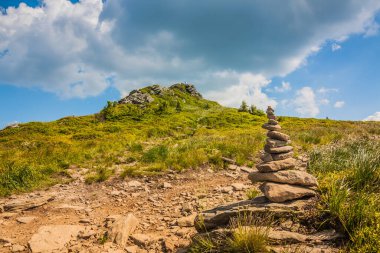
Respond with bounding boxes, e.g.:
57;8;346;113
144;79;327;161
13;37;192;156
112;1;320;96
0;165;254;252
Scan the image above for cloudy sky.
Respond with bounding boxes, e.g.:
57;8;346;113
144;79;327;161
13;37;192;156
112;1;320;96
1;0;380;127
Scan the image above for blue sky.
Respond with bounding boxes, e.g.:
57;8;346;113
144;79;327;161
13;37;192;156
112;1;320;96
1;0;380;128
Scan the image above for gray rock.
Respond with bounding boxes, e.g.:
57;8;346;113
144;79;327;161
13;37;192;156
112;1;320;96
267;131;290;141
119;90;154;105
4;196;54;212
256;158;296;172
268;119;279;125
266;138;290;148
264;145;293;154
262;123;281;131
272;151;294;161
260;182;316;203
249;170;318;187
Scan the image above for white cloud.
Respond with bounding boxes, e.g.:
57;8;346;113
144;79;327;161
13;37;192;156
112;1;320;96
205;72;277;109
274;81;291;93
334;101;345;108
364;112;380;121
1;0;380;99
331;43;342;51
317;87;339;94
293;87;319;117
320;98;330;105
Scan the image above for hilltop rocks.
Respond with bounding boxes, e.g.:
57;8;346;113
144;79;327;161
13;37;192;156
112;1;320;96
119;90;154;105
249;106;318;203
170;83;203;98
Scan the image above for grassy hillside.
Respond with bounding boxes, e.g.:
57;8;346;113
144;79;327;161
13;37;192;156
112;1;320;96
0;83;379;197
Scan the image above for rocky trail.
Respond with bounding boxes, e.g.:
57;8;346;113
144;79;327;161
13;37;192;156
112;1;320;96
0;164;256;253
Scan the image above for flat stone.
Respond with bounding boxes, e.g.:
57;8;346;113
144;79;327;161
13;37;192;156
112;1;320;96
130;234;155;247
231;183;246;191
260;152;273;162
266;138;290;148
127;180;142;187
195;197;314;231
4;196;54;212
109;213;139;247
249;170;318;187
260;182;316;203
255;158;296;172
267;131;290;141
11;244;25;252
28;225;84;253
264;145;293;154
16;216;37;224
262;123;281;131
272;151;294;161
268;119;279;125
125;245;138;253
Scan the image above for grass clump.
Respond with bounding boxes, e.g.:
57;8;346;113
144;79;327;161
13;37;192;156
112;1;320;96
309;139;380;252
246;188;261;199
85;167;113;184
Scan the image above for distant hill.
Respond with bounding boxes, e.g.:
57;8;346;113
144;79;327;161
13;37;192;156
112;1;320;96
0;83;379;196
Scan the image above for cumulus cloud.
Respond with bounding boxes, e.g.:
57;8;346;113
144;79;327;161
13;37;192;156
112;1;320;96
274;81;291;93
331;43;342;51
1;0;380;100
317;87;339;94
205;73;277;109
334;101;345;108
364;112;380;121
320;98;330;105
293;87;319;117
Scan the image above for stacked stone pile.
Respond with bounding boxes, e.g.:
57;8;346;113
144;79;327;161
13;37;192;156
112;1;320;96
248;106;318;203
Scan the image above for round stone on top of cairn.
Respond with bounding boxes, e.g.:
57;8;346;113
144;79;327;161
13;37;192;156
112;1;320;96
248;106;318;203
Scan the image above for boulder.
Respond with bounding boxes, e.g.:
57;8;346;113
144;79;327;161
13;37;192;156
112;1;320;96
262;123;281;131
28;225;84;253
267;131;290;141
249;170;318;187
260;182;316;203
109;213;139;247
255;158;296;172
272;151;294;161
264;145;293;154
119;90;154;105
4;196;54;212
266;138;290;148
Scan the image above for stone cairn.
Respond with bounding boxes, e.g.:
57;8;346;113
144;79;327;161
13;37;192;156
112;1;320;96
248;106;318;203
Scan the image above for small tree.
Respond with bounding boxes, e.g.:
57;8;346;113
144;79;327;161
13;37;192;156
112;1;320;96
249;105;265;116
238;101;249;112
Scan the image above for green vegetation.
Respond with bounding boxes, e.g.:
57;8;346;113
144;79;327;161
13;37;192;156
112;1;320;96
0;83;379;198
309;138;380;252
246;188;261;199
190;214;271;252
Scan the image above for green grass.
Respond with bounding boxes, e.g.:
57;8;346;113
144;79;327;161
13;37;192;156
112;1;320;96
309;138;380;252
0;83;379;197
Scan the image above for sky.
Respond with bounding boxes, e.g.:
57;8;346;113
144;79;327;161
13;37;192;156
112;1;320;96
1;0;380;128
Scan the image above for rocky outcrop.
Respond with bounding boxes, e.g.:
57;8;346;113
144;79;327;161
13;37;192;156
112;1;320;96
170;83;203;98
118;90;154;105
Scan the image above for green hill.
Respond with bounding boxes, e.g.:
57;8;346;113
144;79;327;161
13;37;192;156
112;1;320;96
0;83;379;196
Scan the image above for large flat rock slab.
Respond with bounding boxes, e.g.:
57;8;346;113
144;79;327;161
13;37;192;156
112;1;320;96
249;170;318;187
28;225;84;253
3;195;54;212
260;182;316;203
195;196;315;231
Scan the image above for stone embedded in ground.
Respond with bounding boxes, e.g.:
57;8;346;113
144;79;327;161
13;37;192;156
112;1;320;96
11;244;25;252
3;196;54;212
256;158;296;172
260;182;316;203
249;170;318;187
127;180;142;187
262;123;281;131
130;233;155;247
264;145;293;154
272;151;294;161
267;131;290;142
28;225;84;253
16;216;37;224
266;138;290;148
109;213;139;247
177;213;197;227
